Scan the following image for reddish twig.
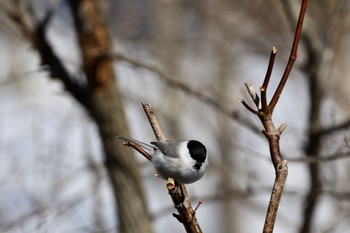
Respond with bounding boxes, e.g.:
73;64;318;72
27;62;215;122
193;199;204;213
261;47;277;110
269;0;308;111
240;99;259;115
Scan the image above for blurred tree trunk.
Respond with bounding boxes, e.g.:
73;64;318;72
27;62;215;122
280;1;350;232
2;0;154;231
67;1;153;233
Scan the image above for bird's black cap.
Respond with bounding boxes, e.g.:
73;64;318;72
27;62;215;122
187;140;207;164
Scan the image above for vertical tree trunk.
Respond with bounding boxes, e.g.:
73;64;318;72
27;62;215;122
68;1;153;232
300;37;322;233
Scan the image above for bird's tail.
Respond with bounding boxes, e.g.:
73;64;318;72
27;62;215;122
117;136;156;154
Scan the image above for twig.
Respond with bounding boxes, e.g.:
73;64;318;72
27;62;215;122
142;103;202;233
269;0;308;111
142;103;166;140
260;47;277;110
240;99;259;115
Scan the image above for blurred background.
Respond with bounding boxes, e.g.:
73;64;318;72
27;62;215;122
0;0;350;232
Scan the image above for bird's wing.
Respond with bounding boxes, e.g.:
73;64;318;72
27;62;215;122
117;136;156;153
151;140;181;158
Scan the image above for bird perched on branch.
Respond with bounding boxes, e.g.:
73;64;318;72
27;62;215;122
118;137;208;184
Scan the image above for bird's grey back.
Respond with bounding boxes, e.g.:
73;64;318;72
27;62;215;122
151;140;183;158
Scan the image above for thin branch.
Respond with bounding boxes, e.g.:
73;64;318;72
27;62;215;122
142;103;202;233
263;160;288;233
142;103;166;140
269;0;308;110
240;99;259;115
261;47;277;110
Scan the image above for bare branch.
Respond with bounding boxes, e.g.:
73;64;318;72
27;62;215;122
142;103;202;233
277;123;287;134
142;103;167;140
269;0;308;110
263;160;288;233
261;47;277;110
240;99;259;115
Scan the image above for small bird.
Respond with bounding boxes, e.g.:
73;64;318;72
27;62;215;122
118;137;208;184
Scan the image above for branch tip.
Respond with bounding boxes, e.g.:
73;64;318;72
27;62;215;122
261;46;277;110
282;160;288;166
235;96;245;103
278;123;288;134
244;82;260;108
272;46;277;54
269;0;308;110
173;213;183;223
241;99;259;115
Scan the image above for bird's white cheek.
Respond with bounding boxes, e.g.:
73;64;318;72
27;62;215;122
178;144;194;166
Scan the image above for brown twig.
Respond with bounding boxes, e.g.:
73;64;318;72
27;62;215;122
240;99;259;115
240;0;308;232
261;47;277;110
142;103;202;233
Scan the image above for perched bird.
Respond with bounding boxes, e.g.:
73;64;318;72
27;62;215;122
118;137;208;184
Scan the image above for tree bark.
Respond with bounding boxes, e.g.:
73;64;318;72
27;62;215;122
68;1;153;232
